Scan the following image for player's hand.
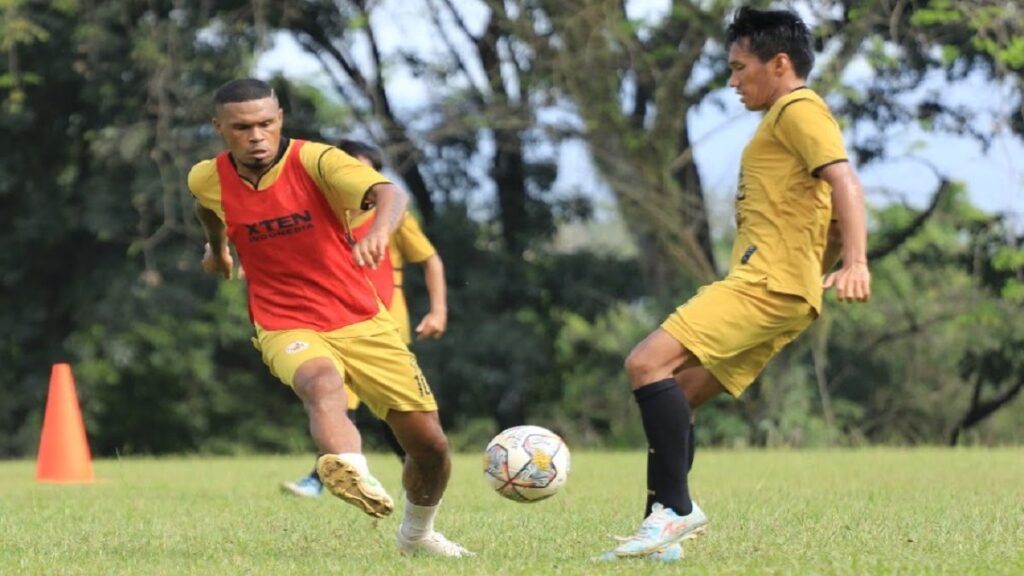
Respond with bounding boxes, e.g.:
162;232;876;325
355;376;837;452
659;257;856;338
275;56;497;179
823;261;870;303
201;243;233;279
353;227;389;269
415;310;448;340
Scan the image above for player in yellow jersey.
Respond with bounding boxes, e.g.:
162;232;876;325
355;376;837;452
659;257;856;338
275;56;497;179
193;79;469;557
281;139;448;497
598;8;871;561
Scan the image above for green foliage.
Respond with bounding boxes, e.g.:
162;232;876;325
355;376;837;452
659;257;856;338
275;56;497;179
2;1;1023;458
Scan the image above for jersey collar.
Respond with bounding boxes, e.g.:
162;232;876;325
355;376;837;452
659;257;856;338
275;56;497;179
230;137;291;189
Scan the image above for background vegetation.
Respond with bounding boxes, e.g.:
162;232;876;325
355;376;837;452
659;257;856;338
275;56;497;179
1;0;1022;457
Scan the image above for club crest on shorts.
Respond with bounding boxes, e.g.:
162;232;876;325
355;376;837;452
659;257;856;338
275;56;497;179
285;340;309;354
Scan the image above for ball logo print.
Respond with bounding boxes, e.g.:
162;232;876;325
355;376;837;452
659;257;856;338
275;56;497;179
483;425;570;502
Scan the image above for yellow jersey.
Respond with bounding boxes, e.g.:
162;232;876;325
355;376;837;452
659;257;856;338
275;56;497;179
731;88;848;312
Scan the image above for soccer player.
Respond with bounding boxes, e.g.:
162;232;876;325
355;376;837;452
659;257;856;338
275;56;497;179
190;78;470;557
598;7;871;561
281;139;448;497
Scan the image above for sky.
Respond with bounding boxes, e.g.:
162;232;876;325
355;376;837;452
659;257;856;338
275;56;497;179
256;1;1024;224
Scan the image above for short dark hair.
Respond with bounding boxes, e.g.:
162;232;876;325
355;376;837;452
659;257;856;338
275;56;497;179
725;7;814;78
337;139;384;171
214;78;277;107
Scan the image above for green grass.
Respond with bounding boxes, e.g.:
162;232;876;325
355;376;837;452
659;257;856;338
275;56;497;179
1;449;1022;575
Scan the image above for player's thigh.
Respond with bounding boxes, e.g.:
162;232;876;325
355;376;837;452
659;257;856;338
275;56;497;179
663;278;814;397
673;364;727;410
329;329;437;420
713;316;809;397
625;328;695;388
254;328;345;390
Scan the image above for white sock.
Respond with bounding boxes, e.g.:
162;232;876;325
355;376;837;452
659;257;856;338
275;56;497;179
336;452;369;476
400;500;440;541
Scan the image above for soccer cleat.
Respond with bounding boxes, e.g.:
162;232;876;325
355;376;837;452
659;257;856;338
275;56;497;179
280;474;323;498
397;530;474;558
609;502;708;557
316;454;394;518
648;543;684;562
593;542;684;562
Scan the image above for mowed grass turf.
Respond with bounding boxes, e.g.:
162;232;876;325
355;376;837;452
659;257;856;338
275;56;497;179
1;449;1021;575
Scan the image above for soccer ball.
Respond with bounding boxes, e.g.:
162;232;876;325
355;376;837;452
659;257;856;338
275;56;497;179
483;425;570;502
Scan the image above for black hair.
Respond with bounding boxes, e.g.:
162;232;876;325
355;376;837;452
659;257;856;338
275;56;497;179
213;78;277;107
337;139;384;171
725;7;814;78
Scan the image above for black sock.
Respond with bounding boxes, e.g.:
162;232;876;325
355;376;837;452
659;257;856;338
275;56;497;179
688;423;696;472
310;461;320;482
636;379;692;517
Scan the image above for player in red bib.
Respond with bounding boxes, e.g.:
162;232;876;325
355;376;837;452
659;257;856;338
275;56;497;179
190;79;470;557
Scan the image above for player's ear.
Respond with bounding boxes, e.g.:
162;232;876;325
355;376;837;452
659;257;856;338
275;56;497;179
774;53;792;77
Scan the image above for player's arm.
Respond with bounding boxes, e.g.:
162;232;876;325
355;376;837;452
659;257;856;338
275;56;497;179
194;201;233;279
355;183;408;269
415;254;448;339
307;144;408;269
820;162;870;302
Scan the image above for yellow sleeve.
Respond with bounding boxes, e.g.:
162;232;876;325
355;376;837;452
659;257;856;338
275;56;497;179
187;160;224;221
774;99;848;177
393;212;437;264
299;142;391;212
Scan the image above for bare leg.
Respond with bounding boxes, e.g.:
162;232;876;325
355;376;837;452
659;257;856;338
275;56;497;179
625;328;696;389
291;357;361;454
386;410;449;505
674;363;726;411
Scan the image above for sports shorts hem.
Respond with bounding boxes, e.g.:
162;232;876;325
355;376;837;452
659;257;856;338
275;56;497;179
660;318;747;397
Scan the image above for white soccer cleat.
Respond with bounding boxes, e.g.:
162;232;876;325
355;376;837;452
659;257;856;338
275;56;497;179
397;529;474;558
609;502;708;557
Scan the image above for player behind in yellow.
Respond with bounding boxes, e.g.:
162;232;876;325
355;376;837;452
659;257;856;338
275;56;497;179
281;139;448;497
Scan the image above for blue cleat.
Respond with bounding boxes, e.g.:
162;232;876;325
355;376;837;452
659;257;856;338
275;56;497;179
280;474;323;498
608;502;708;557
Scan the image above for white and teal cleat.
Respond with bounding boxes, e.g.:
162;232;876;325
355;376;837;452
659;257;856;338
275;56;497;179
648;543;684;562
609;502;708;557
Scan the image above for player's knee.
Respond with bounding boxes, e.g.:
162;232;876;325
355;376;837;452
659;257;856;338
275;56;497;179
399;422;448;461
624;348;654;383
404;428;449;464
292;362;343;403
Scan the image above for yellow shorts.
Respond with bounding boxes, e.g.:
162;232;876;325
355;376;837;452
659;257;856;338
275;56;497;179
661;276;816;397
254;313;436;419
388;289;412;344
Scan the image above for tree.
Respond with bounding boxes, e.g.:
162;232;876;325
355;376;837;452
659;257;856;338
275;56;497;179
0;0;315;456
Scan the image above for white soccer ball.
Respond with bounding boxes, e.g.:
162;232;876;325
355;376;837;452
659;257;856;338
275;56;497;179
483;425;570;502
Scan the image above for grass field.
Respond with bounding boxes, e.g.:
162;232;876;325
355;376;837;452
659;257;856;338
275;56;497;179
1;449;1022;575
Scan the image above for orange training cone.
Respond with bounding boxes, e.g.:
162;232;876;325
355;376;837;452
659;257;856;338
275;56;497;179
36;363;95;483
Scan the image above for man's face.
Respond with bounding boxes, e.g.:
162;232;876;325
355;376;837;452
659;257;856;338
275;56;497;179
727;39;779;111
213;97;283;171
